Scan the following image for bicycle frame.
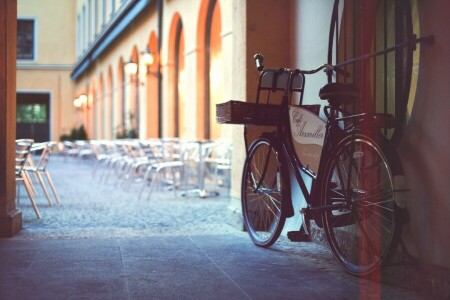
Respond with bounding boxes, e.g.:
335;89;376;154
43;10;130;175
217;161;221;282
226;33;434;275
272;100;346;212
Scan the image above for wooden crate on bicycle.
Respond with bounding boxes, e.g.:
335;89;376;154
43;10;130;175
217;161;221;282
216;69;298;126
216;68;319;126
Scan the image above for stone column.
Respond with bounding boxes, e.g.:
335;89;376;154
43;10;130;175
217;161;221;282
0;0;22;237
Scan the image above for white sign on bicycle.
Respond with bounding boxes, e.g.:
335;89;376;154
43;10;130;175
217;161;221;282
289;105;326;174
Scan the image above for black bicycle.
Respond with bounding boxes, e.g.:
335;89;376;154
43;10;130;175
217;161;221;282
217;35;433;276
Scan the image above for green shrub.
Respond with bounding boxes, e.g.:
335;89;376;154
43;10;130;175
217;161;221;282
59;125;89;141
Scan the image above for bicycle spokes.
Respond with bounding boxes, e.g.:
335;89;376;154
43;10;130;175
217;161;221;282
322;135;399;275
242;138;287;247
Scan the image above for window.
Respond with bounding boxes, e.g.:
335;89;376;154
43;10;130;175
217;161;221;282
110;0;115;17
17;19;36;60
16;103;48;123
83;5;87;49
102;0;107;28
328;0;417;143
77;14;81;56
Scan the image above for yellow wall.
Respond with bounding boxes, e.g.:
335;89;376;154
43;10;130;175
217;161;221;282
17;0;76;141
73;0;238;142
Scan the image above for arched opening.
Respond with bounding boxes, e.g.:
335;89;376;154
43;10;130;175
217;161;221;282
97;73;104;139
197;0;223;140
129;46;139;137
116;58;125;138
167;13;185;138
88;80;96;139
146;31;159;138
328;0;417;144
106;66;113;139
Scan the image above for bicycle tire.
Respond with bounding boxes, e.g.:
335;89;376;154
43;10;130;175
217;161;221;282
320;133;401;276
242;137;289;248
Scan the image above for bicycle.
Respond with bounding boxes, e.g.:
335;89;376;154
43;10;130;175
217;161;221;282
216;35;433;276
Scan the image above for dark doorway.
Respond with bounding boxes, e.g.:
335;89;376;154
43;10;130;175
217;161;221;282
16;92;50;142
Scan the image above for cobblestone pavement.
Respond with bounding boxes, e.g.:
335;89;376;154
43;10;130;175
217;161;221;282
7;155;432;299
16;155;239;240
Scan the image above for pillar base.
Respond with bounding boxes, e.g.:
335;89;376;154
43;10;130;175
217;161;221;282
0;209;22;237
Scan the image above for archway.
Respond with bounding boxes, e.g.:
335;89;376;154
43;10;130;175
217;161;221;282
97;73;104;139
145;31;159;138
328;0;417;144
167;13;185;138
197;0;223;140
116;58;125;138
105;66;113;139
128;45;139;137
88;80;95;139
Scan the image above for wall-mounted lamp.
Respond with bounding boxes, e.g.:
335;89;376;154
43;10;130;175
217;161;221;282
125;48;155;76
79;94;87;105
141;48;154;66
124;59;138;75
73;94;88;109
73;97;82;108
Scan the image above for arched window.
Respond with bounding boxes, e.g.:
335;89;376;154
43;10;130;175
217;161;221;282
328;0;418;144
106;66;114;139
205;0;222;140
168;14;185;138
197;0;223;140
175;21;185;138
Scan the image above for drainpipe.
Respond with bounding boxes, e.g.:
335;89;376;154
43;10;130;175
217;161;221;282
157;0;163;138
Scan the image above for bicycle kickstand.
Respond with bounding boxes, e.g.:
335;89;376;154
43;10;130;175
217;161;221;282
287;208;312;242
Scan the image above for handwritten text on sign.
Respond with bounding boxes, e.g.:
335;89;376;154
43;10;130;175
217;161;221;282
289;106;326;174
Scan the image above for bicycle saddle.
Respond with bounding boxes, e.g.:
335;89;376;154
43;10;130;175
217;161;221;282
319;83;359;107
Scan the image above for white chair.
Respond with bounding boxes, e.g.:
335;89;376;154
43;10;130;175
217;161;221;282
15;139;41;219
204;141;232;188
24;141;61;206
138;139;191;199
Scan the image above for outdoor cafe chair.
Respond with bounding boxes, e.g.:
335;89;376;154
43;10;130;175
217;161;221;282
203;141;232;188
90;140;113;177
15;139;41;219
24;141;61;206
23;142;54;206
122;140;161;191
137;139;192;199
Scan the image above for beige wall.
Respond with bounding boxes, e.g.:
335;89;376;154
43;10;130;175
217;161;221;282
228;0;293;199
18;0;76;65
74;2;159;139
16;70;75;140
17;0;76;141
291;0;450;271
398;0;450;269
74;0;238;142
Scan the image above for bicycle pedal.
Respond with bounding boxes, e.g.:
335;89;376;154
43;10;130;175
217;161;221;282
287;231;311;242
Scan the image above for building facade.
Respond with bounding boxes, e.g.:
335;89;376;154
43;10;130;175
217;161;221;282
1;0;449;293
71;0;236;142
16;0;76;143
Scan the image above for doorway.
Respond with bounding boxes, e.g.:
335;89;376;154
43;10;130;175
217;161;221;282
16;92;50;142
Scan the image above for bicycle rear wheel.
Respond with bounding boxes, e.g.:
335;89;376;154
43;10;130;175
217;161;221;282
321;133;400;276
242;137;288;247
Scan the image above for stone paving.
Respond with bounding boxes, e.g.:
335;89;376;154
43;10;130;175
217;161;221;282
7;154;437;299
16;155;239;240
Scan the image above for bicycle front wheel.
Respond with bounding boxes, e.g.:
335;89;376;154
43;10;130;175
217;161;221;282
242;137;288;248
321;133;400;276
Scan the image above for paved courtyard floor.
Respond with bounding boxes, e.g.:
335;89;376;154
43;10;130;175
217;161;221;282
0;156;431;299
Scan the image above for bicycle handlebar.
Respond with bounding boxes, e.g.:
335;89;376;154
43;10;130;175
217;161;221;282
254;53;264;71
254;34;434;76
253;54;348;76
